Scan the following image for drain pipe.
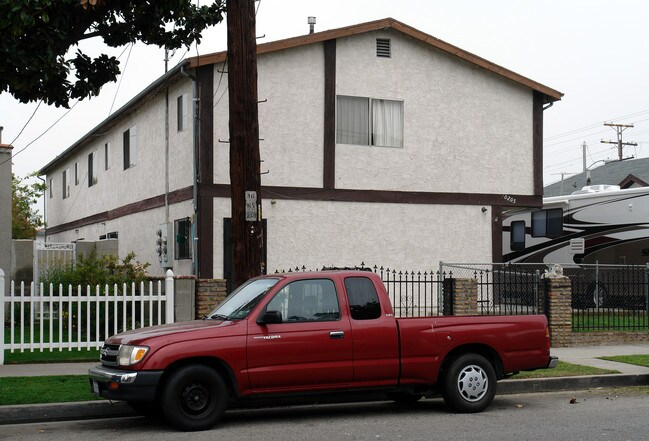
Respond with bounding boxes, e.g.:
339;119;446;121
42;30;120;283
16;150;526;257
181;64;199;277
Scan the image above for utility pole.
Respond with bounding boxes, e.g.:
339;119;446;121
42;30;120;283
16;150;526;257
226;0;264;288
601;123;637;161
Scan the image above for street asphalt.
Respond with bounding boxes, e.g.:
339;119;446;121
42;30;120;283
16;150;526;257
1;344;648;426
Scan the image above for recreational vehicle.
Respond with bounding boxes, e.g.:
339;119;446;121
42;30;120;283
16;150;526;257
502;185;649;265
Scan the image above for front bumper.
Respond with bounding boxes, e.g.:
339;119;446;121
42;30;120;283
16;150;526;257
547;356;559;369
89;365;163;402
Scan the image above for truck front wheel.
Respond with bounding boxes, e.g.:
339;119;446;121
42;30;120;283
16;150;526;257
161;364;228;431
441;353;496;413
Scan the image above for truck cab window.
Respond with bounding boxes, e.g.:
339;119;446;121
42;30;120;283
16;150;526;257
266;279;340;322
344;277;381;320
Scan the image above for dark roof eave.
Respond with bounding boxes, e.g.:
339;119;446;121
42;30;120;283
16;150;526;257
39;60;190;175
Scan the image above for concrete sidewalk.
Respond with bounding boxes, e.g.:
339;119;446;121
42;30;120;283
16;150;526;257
1;344;649;425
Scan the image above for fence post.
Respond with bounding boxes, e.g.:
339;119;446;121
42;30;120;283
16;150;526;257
1;268;5;365
165;270;175;324
545;272;572;347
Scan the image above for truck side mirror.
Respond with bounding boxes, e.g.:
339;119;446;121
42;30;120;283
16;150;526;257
257;310;282;325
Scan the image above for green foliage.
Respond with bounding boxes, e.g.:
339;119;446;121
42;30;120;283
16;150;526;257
39;250;150;287
0;0;225;107
12;173;46;239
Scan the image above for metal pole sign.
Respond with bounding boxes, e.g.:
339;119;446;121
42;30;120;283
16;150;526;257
245;191;257;221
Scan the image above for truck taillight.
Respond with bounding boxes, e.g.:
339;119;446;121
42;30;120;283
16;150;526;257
545;326;551;352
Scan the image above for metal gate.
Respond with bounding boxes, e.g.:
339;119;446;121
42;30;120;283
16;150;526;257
33;242;76;291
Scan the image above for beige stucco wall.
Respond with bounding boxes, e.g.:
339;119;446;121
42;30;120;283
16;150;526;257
211;197;492;279
334;30;534;194
45;78;194;226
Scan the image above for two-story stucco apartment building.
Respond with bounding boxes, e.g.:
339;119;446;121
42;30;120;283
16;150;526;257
39;18;562;283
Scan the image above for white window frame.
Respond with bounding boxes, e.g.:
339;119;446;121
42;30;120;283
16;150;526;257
104;142;110;170
88;151;98;187
123;126;137;169
336;95;404;148
62;168;70;199
177;94;189;132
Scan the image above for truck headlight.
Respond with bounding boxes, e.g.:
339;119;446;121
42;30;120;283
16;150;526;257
117;345;149;366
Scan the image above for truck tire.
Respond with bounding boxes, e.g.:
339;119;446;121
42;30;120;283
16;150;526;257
161;364;228;431
441;353;496;413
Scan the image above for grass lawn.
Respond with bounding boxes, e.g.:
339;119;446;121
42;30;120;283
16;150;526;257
0;375;98;405
600;354;649;368
572;312;649;332
3;348;99;364
508;361;619;379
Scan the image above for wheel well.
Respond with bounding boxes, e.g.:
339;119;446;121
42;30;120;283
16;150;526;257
440;344;505;380
157;357;238;400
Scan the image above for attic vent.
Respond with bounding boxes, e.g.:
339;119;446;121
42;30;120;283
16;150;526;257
376;38;391;58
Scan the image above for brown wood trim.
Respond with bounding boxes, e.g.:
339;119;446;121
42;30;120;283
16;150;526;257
491;206;503;263
533;91;543;196
204;183;542;207
46;187;194;235
188;18;563;103
46;183;541;237
323;39;336;189
197;65;215;278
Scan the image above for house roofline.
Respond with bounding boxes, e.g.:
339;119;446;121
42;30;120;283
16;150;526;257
188;17;563;103
39;60;189;175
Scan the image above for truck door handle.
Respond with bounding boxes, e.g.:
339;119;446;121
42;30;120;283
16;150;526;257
329;331;345;339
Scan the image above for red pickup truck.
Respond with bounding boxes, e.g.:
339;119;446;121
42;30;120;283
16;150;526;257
89;270;557;431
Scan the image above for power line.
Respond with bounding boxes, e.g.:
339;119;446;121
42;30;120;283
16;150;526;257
0;101;79;167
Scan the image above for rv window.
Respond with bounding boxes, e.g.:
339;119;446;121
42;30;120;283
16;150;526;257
510;221;526;251
531;208;563;238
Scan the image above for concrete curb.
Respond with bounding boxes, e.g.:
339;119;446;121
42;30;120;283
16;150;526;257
2;374;649;425
498;373;649;394
0;400;135;425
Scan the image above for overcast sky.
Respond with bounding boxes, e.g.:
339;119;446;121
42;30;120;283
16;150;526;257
2;0;649;189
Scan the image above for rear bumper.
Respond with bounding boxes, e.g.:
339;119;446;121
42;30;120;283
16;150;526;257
547;356;559;369
89;365;163;402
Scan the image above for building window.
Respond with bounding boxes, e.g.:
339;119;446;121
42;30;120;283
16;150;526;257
510;220;526;251
336;95;403;148
88;151;97;187
532;208;563;238
100;232;118;240
376;38;391;58
174;218;192;260
74;162;79;185
344;277;381;320
62;168;70;199
48;178;53;198
104;142;110;170
123;126;137;169
177;94;188;132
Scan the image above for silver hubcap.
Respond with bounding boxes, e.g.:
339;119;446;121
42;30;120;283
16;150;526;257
456;364;488;402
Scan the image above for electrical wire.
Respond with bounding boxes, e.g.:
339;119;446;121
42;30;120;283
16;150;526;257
108;43;134;115
0;101;80;167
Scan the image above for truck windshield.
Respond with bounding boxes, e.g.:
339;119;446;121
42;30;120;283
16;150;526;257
207;278;279;320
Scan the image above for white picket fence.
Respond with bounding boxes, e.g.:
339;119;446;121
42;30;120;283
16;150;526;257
0;268;175;365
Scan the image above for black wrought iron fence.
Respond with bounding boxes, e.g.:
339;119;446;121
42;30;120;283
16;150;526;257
439;263;545;316
569;264;649;332
275;264;444;317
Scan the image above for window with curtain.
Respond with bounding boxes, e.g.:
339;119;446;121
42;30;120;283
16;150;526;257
336;95;403;148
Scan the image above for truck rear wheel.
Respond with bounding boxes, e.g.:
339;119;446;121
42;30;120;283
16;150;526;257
161;364;227;431
441;353;496;413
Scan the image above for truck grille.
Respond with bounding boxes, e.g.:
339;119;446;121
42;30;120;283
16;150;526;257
99;344;120;366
